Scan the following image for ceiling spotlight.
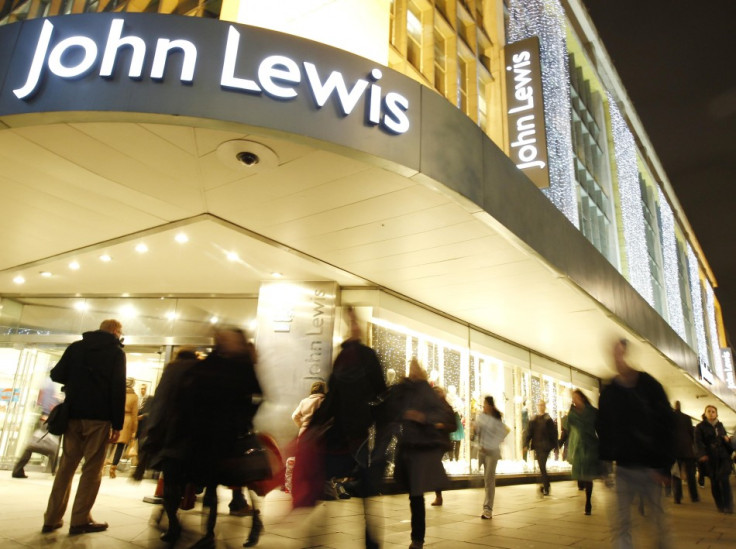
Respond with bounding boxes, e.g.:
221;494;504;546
165;311;178;321
227;251;239;262
175;233;189;244
135;243;149;253
74;301;89;311
119;304;137;318
69;261;80;270
39;271;52;278
100;254;112;262
209;316;219;324
13;275;25;285
271;272;283;278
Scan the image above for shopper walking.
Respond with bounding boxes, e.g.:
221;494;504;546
107;377;138;478
475;395;509;519
523;400;558;496
143;347;200;544
672;400;699;504
564;389;600;515
390;358;455;549
597;338;674;549
695;404;733;513
41;319;126;536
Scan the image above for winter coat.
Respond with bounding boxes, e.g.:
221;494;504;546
186;349;262;485
596;371;674;473
311;339;387;455
292;393;325;436
524;413;558;453
118;388;139;444
50;330;126;430
695;419;733;480
565;403;601;481
145;354;200;469
673;409;696;460
390;378;456;496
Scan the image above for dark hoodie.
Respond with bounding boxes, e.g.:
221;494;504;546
50;330;126;430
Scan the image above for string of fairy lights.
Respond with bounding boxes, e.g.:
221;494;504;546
658;187;687;340
504;1;728;386
507;0;578;227
608;94;654;306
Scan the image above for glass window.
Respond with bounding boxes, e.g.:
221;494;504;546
407;3;424;72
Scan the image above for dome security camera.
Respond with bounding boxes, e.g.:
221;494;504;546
236;151;260;167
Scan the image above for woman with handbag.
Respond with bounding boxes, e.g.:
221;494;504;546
187;328;265;548
389;358;456;549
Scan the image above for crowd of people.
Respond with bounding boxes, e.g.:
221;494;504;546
12;317;736;549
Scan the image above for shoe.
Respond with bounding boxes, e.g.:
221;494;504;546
109;465;117;479
431;496;443;506
41;521;63;533
69;521;108;535
481;513;492;520
12;471;28;478
409;541;423;549
243;509;263;547
584;503;592;515
335;482;351;500
160;523;181;544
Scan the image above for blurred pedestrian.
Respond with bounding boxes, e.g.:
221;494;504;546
475;395;509;520
390;358;455;549
523;400;558;496
107;377;138;478
695;405;733;513
564;389;600;515
187;328;264;548
295;305;387;549
672;400;699;504
41;319;126;536
597;338;674;549
143;347;200;544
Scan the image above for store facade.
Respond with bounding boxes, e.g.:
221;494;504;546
1;4;734;478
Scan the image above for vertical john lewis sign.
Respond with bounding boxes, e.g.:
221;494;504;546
504;37;550;189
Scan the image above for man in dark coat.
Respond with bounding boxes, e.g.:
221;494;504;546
41;319;126;536
597;339;674;548
672;400;699;504
523;400;558;496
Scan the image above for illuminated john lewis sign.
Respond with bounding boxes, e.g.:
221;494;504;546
12;17;410;134
504;37;550;189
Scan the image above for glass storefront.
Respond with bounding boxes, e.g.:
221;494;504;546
0;290;600;476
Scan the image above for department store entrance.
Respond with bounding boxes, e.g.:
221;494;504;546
0;337;210;470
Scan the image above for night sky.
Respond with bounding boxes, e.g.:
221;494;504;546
582;0;736;344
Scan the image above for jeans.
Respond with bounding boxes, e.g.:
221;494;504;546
612;465;672;549
535;450;551;491
482;448;501;513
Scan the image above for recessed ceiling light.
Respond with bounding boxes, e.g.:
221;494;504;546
74;301;89;311
100;254;112;262
271;272;283;278
227;251;239;262
69;261;80;270
165;311;178;321
209;316;219;324
13;275;25;285
121;293;130;298
119;304;137;318
39;271;52;278
175;233;189;244
135;243;149;253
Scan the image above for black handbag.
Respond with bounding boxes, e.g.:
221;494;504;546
216;432;272;487
45;402;69;436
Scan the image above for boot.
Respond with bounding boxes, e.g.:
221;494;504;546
243;509;263;547
109;465;117;479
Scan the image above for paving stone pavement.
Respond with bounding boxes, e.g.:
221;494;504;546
1;472;733;548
